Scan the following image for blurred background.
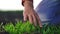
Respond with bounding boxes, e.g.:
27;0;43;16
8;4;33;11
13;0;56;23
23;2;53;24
0;0;42;24
0;0;42;10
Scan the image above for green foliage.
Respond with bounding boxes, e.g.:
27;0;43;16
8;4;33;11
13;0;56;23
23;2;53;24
3;21;60;34
3;21;40;34
0;23;5;32
42;25;60;34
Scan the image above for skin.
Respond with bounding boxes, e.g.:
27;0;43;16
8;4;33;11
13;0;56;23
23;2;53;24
22;0;42;27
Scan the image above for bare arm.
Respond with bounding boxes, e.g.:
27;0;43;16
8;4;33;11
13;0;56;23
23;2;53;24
22;0;33;7
22;0;42;27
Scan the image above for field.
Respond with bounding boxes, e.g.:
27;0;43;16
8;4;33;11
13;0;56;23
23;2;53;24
0;10;23;25
0;10;60;34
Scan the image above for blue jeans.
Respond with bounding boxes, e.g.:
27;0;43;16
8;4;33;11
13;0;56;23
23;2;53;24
35;0;60;25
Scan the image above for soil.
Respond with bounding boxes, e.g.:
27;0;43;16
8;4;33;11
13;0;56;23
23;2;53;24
0;32;9;34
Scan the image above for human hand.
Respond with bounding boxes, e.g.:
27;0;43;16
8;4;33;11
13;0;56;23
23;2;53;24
23;0;42;27
23;7;42;27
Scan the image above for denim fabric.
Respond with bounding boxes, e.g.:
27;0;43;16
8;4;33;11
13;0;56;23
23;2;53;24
35;0;60;25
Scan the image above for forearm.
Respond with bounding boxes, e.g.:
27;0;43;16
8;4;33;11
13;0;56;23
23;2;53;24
22;0;34;9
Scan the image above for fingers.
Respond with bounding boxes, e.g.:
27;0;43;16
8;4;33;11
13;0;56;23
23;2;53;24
23;10;42;28
28;15;33;24
32;15;37;26
36;13;43;27
23;14;27;22
37;17;42;27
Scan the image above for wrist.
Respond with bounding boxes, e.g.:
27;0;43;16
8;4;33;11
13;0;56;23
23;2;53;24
22;0;33;8
24;1;34;9
22;0;33;6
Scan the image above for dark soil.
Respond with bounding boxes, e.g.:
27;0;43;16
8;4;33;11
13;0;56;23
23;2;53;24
0;32;9;34
0;10;23;25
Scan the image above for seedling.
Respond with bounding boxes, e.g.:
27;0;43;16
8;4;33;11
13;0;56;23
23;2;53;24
3;21;60;34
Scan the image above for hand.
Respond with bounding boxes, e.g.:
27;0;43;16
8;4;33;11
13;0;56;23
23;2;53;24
23;7;42;27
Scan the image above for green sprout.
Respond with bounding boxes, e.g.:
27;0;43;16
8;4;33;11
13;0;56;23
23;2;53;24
3;21;60;34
